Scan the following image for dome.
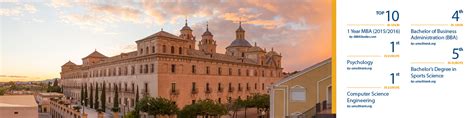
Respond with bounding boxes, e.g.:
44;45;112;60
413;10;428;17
248;46;264;52
202;23;213;36
228;39;252;48
203;30;213;36
266;48;281;56
180;25;192;31
236;21;245;32
180;19;192;31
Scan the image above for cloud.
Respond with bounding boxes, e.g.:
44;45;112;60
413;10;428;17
90;4;141;23
47;0;332;72
48;0;72;8
0;3;37;16
0;75;28;78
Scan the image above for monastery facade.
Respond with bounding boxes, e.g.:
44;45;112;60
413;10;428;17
60;20;284;110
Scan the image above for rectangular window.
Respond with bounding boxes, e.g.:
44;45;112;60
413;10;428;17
132;83;135;92
139;65;143;74
131;66;135;75
262;83;265;90
246;83;249;90
118;68;122;76
124;67;128;75
291;88;306;101
171;64;176;73
171;83;176;92
218;67;222;75
229;68;232;76
150;64;154;73
145;83;149;94
218;83;222;92
119;83;121;92
238;69;241;76
238;83;241;91
192;65;196;74
125;83;128;91
192;82;196;92
144;64;148;73
206;66;210;75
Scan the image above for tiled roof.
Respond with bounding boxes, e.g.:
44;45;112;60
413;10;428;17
83;50;107;59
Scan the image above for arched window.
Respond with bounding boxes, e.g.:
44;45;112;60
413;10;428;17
171;46;175;54
152;46;155;53
146;47;149;54
162;45;166;53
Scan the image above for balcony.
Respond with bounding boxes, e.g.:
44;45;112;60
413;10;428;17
191;88;198;94
205;88;212;94
170;89;179;96
228;87;234;92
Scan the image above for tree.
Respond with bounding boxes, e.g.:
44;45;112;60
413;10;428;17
89;83;94;108
251;94;270;117
100;81;106;112
0;86;9;95
53;79;58;86
124;110;140;118
47;79;61;93
84;83;89;107
227;98;244;118
94;82;99;110
179;99;227;118
137;96;179;118
112;84;120;112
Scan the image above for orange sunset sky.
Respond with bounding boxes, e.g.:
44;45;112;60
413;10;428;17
0;0;332;82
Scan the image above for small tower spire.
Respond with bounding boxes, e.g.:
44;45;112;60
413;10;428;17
254;42;257;47
206;21;209;31
185;16;188;26
239;17;242;28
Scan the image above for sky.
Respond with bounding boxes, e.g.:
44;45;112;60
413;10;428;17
0;0;332;82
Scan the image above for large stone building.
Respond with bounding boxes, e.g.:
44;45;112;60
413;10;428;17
60;20;284;112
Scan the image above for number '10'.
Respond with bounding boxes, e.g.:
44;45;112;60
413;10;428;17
386;10;399;21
